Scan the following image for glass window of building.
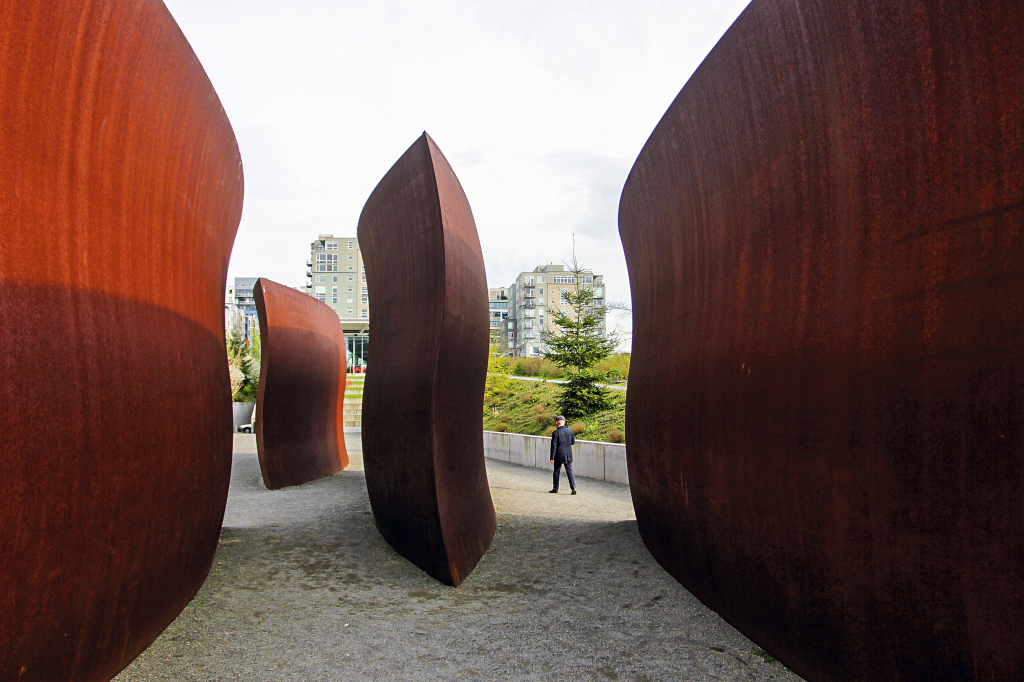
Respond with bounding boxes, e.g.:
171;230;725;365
332;287;338;294
347;298;353;303
333;275;338;282
347;309;353;314
361;309;368;318
348;266;353;270
332;297;337;304
348;241;354;249
327;242;338;250
315;286;326;294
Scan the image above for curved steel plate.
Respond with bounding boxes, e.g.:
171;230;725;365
357;132;496;587
618;1;1024;680
0;1;243;679
254;277;349;490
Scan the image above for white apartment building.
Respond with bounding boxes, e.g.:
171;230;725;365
504;264;606;357
305;234;369;371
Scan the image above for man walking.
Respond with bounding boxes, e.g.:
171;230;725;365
549;416;577;495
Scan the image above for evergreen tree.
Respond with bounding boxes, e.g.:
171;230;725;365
542;260;616;419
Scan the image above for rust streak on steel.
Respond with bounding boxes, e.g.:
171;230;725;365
357;132;496;587
0;1;243;679
253;277;349;490
618;0;1024;680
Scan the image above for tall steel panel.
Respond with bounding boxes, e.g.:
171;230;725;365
358;133;496;587
0;1;243;679
254;277;349;490
618;1;1024;680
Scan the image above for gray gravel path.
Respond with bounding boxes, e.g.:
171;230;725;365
115;433;804;682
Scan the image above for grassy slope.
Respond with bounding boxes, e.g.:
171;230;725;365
482;374;626;443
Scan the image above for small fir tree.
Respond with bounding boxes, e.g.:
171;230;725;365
542;259;615;419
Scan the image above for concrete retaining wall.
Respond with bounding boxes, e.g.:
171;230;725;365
483;430;628;485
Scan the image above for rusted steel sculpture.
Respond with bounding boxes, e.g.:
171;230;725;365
253;277;349;489
618;1;1024;680
0;1;242;680
357;133;496;587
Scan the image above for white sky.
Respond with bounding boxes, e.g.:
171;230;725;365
164;0;751;348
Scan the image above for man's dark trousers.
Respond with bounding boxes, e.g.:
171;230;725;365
553;457;576;491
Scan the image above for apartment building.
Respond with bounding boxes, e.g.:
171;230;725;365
504;264;606;357
305;234;369;371
225;276;259;344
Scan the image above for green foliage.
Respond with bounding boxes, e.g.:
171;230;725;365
541;259;616;419
569;422;586;435
511;357;566;379
227;324;260;402
482;375;625;443
557;372;613;419
594;353;630;382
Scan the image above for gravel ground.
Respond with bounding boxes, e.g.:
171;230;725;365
115;433;804;682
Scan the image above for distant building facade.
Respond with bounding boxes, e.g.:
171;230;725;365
225;276;259;344
305;234;368;372
501;264;606;357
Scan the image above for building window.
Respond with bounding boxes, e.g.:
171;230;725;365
332;297;337;304
333;276;338;282
584;276;593;284
361;274;366;282
327;242;338;250
332;287;338;294
316;295;325;302
553;276;573;284
538;276;545;283
361;309;368;318
315;286;326;294
347;254;354;260
348;266;353;270
347;309;354;314
316;275;325;282
347;298;353;303
347;276;353;281
361;287;368;295
345;287;352;292
361;297;368;304
525;276;534;285
348;241;354;249
538;288;544;295
508;332;514;339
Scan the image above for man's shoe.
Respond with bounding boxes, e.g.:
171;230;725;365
548;489;558;493
571;489;577;495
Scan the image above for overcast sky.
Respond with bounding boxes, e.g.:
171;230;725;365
164;0;751;348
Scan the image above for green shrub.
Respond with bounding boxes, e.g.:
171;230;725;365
488;397;500;407
498;413;511;423
542;425;556;437
499;389;509;397
532;404;545;415
570;422;586;435
606;429;624;443
520;393;533;404
535;413;555;427
494;423;509;432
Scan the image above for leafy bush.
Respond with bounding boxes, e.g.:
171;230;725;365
532;404;545;415
535;413;554;427
498;413;511;423
594;353;630;381
606;429;624;443
570;422;586;435
494;423;509;432
488;397;501;406
512;357;565;379
543;425;556;437
499;389;509;397
520;393;534;404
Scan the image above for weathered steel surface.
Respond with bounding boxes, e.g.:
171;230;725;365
0;1;243;680
357;133;496;587
253;277;349;489
618;1;1024;680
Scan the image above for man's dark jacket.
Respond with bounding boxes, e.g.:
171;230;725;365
550;425;576;463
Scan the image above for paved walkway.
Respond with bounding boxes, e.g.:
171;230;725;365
115;434;803;681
